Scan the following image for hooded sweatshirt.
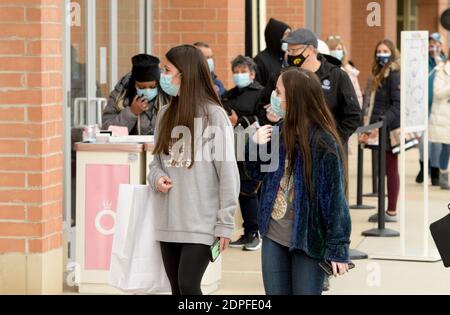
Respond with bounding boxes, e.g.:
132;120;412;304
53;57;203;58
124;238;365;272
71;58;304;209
254;18;290;87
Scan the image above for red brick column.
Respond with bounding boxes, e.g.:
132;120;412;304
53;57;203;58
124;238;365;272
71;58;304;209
0;0;63;294
321;0;353;52
152;0;245;89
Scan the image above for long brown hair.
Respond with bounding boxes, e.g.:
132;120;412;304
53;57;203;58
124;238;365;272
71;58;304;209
281;68;348;198
371;39;399;92
153;45;222;167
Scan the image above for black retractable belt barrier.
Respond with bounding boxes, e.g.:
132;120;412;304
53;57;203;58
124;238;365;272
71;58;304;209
350;123;383;210
362;118;400;237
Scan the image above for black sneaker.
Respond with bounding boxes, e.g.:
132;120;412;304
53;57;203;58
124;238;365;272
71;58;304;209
432;167;440;186
229;235;250;248
243;233;262;251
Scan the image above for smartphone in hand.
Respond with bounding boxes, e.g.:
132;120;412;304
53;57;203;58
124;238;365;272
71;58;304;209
319;261;355;276
209;239;221;263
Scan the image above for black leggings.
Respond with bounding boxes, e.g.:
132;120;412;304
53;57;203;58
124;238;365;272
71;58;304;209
160;242;211;295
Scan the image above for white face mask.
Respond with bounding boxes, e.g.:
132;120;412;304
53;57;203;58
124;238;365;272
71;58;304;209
160;73;180;97
136;87;158;101
270;90;286;118
233;73;253;89
207;58;215;73
330;50;344;61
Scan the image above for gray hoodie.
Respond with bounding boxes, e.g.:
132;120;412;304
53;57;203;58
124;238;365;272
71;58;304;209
148;104;240;246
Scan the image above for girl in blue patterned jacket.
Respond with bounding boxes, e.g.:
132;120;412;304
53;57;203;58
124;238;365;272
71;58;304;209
244;67;351;295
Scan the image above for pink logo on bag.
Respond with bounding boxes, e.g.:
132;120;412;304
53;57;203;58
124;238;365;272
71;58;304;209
85;165;130;270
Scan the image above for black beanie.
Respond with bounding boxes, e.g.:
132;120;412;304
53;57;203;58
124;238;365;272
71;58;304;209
131;54;161;82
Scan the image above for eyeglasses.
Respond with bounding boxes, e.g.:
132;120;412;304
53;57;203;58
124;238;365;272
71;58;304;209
286;46;308;55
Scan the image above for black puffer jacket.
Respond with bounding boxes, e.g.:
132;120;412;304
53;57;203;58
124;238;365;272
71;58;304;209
254;18;290;87
256;54;362;143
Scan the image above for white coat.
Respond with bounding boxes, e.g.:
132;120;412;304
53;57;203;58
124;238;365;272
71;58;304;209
429;61;450;145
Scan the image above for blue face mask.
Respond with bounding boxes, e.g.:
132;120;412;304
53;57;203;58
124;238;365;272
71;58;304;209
233;73;253;89
270;90;286;119
160;73;180;97
330;50;345;61
136;87;158;102
376;53;392;67
281;42;289;53
207;58;215;73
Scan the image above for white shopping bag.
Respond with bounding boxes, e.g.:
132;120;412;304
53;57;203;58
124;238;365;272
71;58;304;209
109;184;171;294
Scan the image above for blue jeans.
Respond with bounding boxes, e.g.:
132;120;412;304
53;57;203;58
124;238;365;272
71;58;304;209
419;137;442;168
440;144;450;170
261;237;325;295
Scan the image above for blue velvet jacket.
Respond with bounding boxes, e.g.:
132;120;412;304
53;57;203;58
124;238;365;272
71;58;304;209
244;125;351;263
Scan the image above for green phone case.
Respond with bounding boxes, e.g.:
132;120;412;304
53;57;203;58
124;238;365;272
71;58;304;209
209;239;221;263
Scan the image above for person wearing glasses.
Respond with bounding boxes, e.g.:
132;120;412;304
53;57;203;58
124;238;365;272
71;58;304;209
262;29;361;145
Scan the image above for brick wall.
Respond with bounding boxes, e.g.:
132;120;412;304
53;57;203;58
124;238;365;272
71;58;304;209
0;0;64;256
266;0;305;29
152;0;246;89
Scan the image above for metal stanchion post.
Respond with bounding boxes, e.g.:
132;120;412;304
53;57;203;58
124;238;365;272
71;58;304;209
364;149;379;197
362;119;400;237
350;143;376;210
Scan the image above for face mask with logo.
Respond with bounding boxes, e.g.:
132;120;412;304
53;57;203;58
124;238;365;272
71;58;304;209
330;50;344;61
376;53;392;67
207;58;215;73
136;87;158;102
270;90;286;119
233;73;253;89
287;47;308;68
281;42;289;53
160;73;180;97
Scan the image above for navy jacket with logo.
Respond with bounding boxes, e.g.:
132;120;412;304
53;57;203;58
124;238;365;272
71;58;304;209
256;54;362;143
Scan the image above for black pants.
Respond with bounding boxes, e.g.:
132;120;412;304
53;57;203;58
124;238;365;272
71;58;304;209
240;179;260;235
160;242;210;295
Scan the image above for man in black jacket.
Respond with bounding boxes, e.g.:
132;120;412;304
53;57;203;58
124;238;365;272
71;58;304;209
257;28;362;144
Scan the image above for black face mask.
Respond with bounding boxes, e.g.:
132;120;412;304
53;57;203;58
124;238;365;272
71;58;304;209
287;47;309;68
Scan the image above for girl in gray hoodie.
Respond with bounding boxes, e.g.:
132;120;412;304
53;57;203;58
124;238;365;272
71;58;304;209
148;45;240;295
